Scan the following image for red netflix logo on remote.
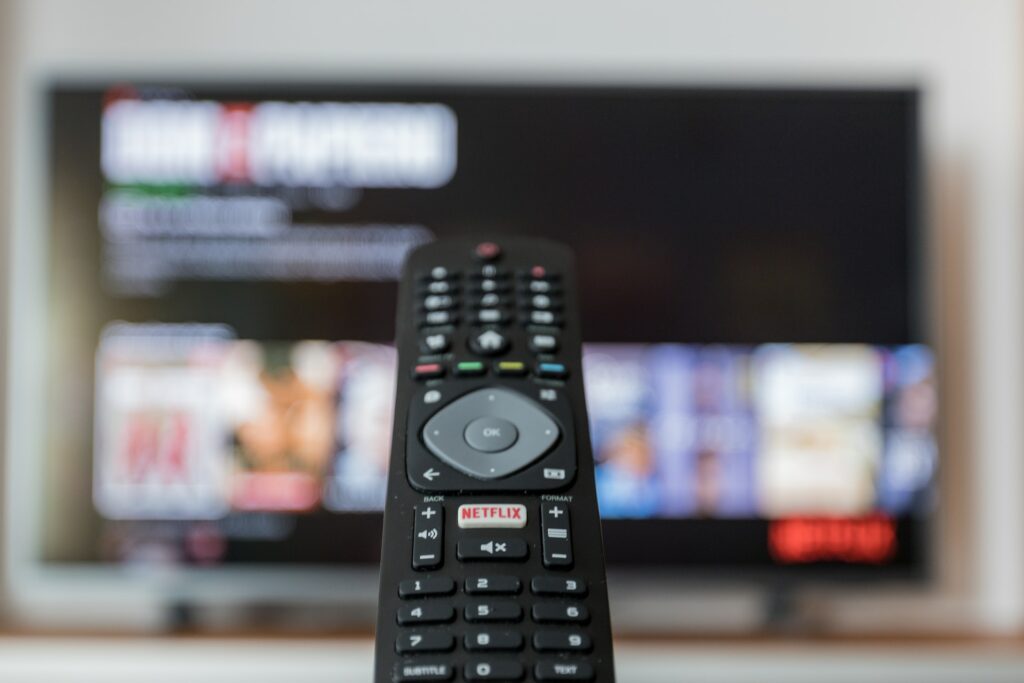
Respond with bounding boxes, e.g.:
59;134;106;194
457;504;527;529
461;506;522;521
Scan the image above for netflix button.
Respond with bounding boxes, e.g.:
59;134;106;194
457;504;528;529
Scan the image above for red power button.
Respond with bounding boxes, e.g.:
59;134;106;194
474;242;501;260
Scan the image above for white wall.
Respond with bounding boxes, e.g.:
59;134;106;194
0;0;17;623
5;0;1023;634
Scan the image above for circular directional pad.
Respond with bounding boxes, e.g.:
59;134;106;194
422;388;560;480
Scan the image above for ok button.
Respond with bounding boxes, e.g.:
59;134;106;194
464;417;519;453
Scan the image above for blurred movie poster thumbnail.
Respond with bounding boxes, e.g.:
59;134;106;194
94;323;397;519
754;345;884;518
322;342;397;512
878;345;938;514
93;323;236;520
224;339;341;512
584;344;758;519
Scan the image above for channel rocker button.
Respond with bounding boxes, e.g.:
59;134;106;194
458;504;527;529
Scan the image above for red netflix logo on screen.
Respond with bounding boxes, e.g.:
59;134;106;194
768;515;897;564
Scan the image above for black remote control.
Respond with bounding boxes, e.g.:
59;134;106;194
374;237;615;682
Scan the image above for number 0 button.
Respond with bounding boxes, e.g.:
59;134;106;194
465;660;524;681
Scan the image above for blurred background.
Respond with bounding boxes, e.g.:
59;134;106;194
1;0;1024;680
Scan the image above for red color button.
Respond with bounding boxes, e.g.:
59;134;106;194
530;265;547;278
413;363;444;379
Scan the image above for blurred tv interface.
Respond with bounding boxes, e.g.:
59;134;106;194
41;83;926;573
92;324;935;567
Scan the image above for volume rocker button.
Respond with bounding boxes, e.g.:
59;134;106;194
412;505;444;570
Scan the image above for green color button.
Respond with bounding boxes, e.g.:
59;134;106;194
456;361;485;375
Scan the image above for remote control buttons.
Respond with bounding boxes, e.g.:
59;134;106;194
457;538;529;561
424;266;453;280
399;577;456;599
529;333;559;354
396;632;456;654
423;279;455;295
423;295;455;311
531;576;587;597
465;576;522;595
468;328;509;356
536;362;569;379
474;242;502;261
395;662;455;681
526;310;562;327
465;660;524;682
421;388;560;480
476;292;502;308
413;363;445;381
473;278;510;294
464;601;523;623
471;264;504;279
412;505;444;570
397;603;456;625
541;502;573;568
534;661;594;681
422;310;458;327
475;309;509;325
531;603;589;624
463;417;518;453
420;331;451;355
464;630;524;651
527;279;553;293
516;267;564;332
454;361;486;377
495;361;528;376
532;631;592;653
457;504;527;529
417;268;462;331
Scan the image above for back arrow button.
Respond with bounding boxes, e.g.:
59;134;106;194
423;468;440;482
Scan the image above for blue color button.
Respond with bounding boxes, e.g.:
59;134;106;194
537;362;568;379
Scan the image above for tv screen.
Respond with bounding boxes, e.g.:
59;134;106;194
40;83;933;576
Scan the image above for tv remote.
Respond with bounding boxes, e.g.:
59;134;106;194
374;237;615;682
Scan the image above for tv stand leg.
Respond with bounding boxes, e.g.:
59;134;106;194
164;600;196;633
761;584;829;634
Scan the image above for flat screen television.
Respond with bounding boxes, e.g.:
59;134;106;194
7;82;934;622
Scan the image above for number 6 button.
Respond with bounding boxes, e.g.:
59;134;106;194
532;602;589;624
